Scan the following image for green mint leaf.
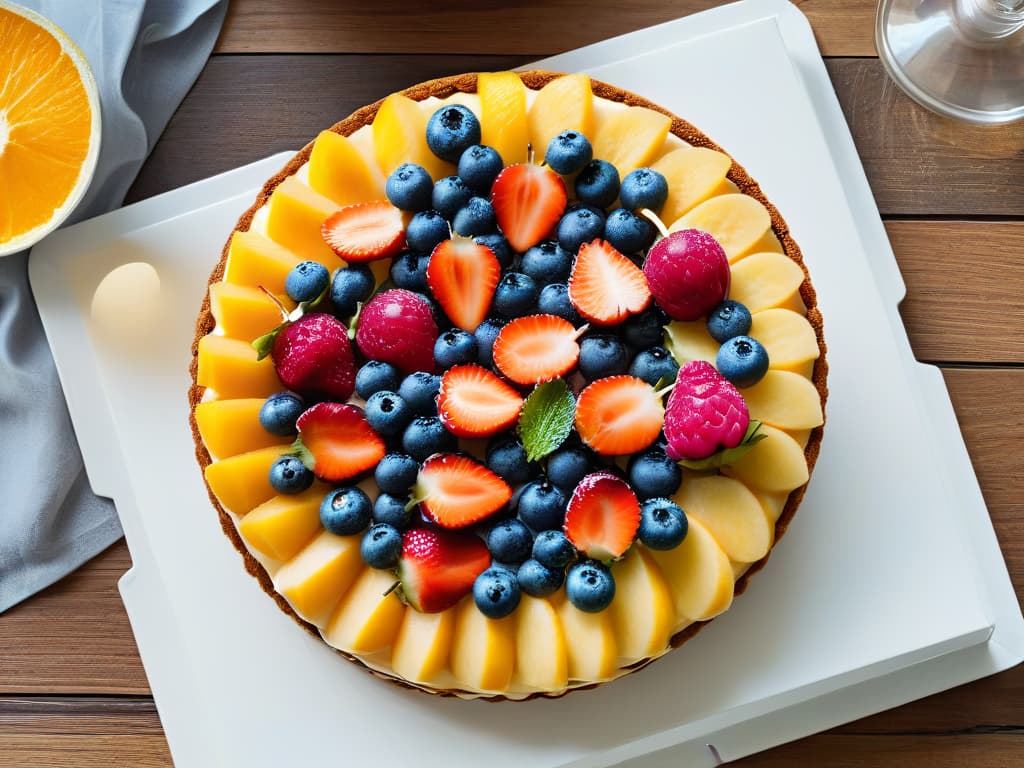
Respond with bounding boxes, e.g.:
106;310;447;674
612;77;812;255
677;420;767;471
517;379;575;462
289;436;316;472
252;323;285;361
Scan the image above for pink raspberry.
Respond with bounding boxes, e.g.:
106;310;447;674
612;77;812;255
272;313;355;401
664;360;749;461
356;289;439;375
643;228;730;321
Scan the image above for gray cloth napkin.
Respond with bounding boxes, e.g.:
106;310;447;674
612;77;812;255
0;0;228;612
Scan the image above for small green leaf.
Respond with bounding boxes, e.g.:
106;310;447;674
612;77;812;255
303;282;330;313
289;436;315;472
517;379;575;462
252;323;285;361
678;420;767;471
347;301;364;341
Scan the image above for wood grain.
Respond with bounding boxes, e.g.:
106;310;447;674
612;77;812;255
736;734;1024;766
126;57;1024;218
215;0;878;58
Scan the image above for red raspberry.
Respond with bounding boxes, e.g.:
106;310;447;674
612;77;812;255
643;228;730;321
663;360;749;461
272;313;355;401
356;289;439;375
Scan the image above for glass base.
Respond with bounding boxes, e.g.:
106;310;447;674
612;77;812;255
876;0;1024;125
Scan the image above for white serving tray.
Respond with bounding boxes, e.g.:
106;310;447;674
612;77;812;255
29;1;1023;766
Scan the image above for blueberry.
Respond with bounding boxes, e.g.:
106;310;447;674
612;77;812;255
604;208;655;254
405;210;450;253
453;196;496;237
268;455;314;494
578;334;631;381
361;523;403;568
487;519;534;564
259;392;304;436
628;346;680;387
398;372;442;416
385;163;433;212
532;530;576;569
320;486;373;535
545;130;593;175
285;260;330;303
707;300;753;344
374;453;420;496
716;335;770;388
517;480;567;531
473;566;521;618
622;306;669;349
434;328;478;368
402;416;457;461
474;233;513;270
574;159;620;209
426;104;482;163
355;360;401;399
537;283;583;325
491;272;538;318
458;144;504;194
432;175;473;220
330;264;374;317
557;206;606;254
619;168;669;212
546;445;592;491
372;493;414;530
520;241;572;284
566;560;616;612
517;558;565;597
473;317;507;368
637;498;688;550
363;391;412;438
628;447;683;500
390;251;430;292
485;435;532;486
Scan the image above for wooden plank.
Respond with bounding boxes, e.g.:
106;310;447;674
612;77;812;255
735;734;1024;766
0;697;162;735
126;57;1024;219
889;222;1024;364
215;0;878;58
0;735;171;767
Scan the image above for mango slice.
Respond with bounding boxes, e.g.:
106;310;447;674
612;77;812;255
609;548;674;663
729;252;806;313
592;106;671;177
744;227;785;257
726;423;809;493
650;146;732;223
323;566;404;653
209;281;291;342
553;592;618;681
238;484;327;561
529;74;593;161
450;597;515;693
373;92;451;180
664;319;719;366
266;176;344;268
755;491;790;524
391;607;455;685
196;335;281;399
744;370;824;430
194;397;286;460
749;308;820;371
670;193;771;262
478;71;529;166
514;595;568;691
676;475;772;564
648;517;734;623
308;130;384;207
277;531;364;624
223;230;303;295
203;445;287;516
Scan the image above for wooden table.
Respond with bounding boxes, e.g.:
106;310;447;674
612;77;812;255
3;1;1023;764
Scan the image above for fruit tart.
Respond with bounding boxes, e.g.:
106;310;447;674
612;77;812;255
189;70;827;700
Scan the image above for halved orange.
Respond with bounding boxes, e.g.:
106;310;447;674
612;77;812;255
0;1;100;256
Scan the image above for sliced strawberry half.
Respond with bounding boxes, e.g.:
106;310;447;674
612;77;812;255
321;200;405;262
564;472;641;560
568;239;652;325
492;314;584;386
411;454;512;529
397;528;491;613
294;402;385;482
490;163;567;252
437;364;524;439
426;237;500;331
575;375;665;456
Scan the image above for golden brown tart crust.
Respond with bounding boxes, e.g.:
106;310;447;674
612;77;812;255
188;69;828;700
